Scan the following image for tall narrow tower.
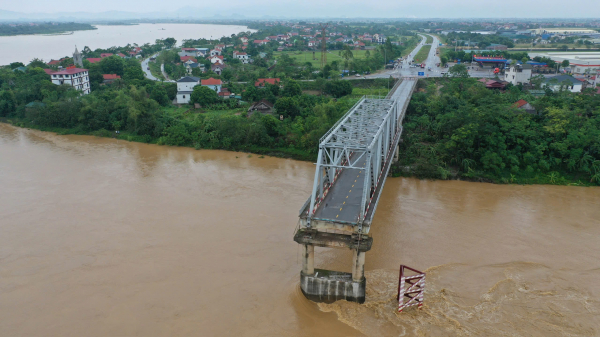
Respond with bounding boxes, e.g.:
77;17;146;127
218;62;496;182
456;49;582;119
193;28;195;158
73;46;83;67
320;23;329;70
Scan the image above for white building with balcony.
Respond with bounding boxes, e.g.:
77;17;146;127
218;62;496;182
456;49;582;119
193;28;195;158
504;64;532;85
49;68;91;95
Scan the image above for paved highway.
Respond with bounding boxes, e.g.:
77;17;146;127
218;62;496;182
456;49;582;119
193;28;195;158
141;54;159;81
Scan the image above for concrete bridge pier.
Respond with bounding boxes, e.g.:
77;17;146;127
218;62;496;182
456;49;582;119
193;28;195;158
295;229;371;304
302;244;315;275
352;249;366;282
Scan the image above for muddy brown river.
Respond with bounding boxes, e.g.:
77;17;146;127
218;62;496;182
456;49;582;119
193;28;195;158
1;123;599;336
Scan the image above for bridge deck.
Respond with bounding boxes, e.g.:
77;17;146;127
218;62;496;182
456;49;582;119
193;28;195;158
301;79;417;230
312;156;367;223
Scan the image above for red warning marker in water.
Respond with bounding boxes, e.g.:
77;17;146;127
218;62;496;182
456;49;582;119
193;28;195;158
397;265;425;312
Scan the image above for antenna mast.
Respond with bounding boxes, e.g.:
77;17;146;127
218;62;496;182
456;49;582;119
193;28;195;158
320;23;329;70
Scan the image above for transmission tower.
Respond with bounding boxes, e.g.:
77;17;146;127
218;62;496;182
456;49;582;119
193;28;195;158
320;23;329;70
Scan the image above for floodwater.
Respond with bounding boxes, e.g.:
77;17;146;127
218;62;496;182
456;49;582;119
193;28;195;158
0;23;253;65
1;123;599;336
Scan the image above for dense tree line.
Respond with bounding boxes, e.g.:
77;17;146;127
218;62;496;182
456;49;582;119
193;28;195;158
445;32;516;48
0;22;95;36
0;61;385;160
392;78;600;185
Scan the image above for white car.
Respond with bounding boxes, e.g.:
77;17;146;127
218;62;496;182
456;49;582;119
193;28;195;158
355;73;361;77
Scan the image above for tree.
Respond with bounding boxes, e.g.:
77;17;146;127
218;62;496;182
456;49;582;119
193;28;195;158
100;56;125;76
561;60;570;70
9;62;25;69
123;66;145;81
282;79;302;97
163;38;177;49
341;45;354;70
274;97;300;118
150;85;170;106
0;90;17;117
28;58;47;68
448;64;469;78
440;56;448;67
324;80;353;98
190;86;218;106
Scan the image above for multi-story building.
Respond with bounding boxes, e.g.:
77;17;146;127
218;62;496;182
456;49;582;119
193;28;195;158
175;77;222;104
48;67;91;95
504;64;532;85
233;51;250;64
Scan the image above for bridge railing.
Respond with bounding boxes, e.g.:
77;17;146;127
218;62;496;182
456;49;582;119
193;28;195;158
319;95;365;144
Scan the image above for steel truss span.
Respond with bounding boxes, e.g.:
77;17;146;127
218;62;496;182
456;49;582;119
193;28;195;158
304;88;409;231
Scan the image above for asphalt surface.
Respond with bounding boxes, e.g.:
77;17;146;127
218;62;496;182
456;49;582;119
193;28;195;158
313;156;368;223
362;34;508;79
141;54;159;81
312;79;418;224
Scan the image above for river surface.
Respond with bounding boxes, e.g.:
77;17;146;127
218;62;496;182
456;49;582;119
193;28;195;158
1;123;599;336
0;23;253;65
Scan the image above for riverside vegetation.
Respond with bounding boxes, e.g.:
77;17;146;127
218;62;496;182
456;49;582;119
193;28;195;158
0;22;96;36
1;28;599;186
0;52;392;161
391;78;600;186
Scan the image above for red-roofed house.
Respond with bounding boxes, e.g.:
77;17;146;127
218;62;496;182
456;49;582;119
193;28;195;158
353;41;366;48
49;67;90;94
201;78;222;93
117;53;126;58
180;56;197;63
218;89;232;99
102;74;121;84
86;58;102;64
47;60;61;66
255;78;281;87
240;36;249;43
482;79;507;89
253;40;268;46
43;69;55;75
512;99;536;114
209;55;224;64
100;53;113;58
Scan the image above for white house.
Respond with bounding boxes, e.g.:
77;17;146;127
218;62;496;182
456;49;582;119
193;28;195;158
373;34;387;44
201;78;222;93
209;55;225;64
210;49;222;57
544;75;584;93
176;76;201;104
240;37;249;43
49;68;91;95
233;51;249;64
179;48;210;58
504;64;532;85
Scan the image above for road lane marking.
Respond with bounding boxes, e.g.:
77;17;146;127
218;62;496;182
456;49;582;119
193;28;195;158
336;215;339;218
349;190;351;193
352;185;354;187
340;208;342;211
343;201;345;205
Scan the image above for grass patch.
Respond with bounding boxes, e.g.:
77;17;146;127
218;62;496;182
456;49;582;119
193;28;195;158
274;50;369;67
148;61;165;80
425;35;433;44
413;45;432;63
